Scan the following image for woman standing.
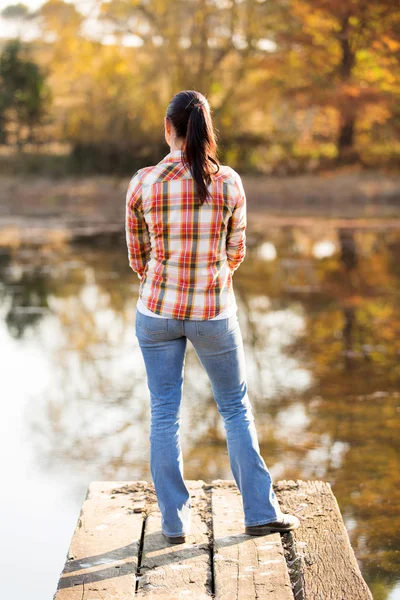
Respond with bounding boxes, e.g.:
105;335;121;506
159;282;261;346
125;90;299;544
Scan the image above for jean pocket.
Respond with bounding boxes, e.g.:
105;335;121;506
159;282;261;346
136;310;168;334
195;317;229;339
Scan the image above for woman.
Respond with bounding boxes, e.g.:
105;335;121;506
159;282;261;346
125;90;299;544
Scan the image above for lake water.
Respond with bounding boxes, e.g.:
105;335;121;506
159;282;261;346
0;223;399;600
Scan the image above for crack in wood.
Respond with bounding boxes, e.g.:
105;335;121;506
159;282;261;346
135;515;147;593
252;540;259;600
281;531;305;600
207;484;216;598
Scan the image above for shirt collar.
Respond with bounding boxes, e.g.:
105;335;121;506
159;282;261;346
159;149;184;164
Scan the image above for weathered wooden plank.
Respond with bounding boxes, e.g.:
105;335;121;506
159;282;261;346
211;479;293;600
54;479;373;600
274;479;373;600
136;480;212;599
53;481;147;600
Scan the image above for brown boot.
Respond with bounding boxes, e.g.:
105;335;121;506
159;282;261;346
245;513;300;535
162;532;186;544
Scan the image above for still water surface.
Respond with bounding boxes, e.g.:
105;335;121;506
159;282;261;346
0;223;399;600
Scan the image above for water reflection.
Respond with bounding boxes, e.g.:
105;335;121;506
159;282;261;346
0;224;399;600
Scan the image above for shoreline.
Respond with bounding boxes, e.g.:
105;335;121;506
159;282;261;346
0;171;399;246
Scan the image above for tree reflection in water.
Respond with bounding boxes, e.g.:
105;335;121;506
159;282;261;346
0;224;399;599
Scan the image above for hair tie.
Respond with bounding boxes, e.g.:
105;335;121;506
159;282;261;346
185;97;206;110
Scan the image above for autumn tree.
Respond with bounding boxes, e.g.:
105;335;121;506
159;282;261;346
270;0;400;162
2;0;399;171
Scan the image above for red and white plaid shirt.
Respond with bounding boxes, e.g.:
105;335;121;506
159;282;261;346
125;149;246;320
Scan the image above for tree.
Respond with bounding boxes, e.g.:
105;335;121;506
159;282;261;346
270;0;400;162
0;39;52;149
1;3;29;19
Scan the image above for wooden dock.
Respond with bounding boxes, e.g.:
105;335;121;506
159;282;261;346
53;479;372;599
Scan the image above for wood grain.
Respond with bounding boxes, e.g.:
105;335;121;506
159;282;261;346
53;479;373;599
53;481;147;599
211;479;293;599
137;480;212;598
274;479;373;600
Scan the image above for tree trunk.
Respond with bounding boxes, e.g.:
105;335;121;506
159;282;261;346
338;114;355;157
336;14;358;163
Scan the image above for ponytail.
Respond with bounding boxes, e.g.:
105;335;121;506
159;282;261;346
165;90;220;205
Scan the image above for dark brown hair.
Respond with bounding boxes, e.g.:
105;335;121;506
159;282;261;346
166;90;220;205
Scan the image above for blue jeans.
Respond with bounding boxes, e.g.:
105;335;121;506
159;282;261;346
135;308;283;537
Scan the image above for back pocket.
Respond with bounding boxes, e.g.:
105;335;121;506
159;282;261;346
136;310;168;334
195;318;229;339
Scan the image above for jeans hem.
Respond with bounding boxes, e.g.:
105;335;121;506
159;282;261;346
245;513;282;527
162;530;187;537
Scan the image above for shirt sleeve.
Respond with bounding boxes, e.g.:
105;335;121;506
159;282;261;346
226;173;247;272
125;170;151;279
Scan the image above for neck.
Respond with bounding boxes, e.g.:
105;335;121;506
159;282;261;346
170;139;184;152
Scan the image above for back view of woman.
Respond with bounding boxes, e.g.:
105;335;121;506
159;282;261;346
125;90;299;543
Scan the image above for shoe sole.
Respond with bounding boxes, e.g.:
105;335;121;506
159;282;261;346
162;533;186;544
245;523;299;536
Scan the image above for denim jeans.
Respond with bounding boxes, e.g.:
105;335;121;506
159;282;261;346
135;308;283;537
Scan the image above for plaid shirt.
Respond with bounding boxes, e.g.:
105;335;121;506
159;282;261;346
125;149;246;320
